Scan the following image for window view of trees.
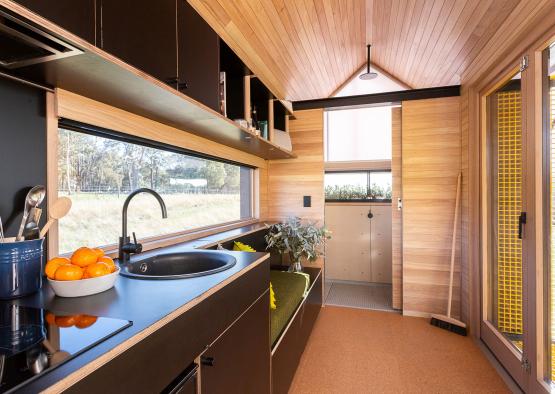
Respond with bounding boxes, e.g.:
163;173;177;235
324;171;392;201
57;128;252;253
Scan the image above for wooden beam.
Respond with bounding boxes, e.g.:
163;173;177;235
294;85;460;111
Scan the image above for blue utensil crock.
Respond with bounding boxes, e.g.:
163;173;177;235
0;238;44;299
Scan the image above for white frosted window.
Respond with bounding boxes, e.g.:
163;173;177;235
325;106;393;162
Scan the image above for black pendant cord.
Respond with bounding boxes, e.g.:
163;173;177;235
367;44;371;73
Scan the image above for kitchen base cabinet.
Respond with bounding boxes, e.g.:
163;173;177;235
201;291;271;394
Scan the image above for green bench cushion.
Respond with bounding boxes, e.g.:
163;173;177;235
270;270;309;347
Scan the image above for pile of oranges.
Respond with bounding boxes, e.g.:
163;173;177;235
45;312;98;329
45;247;117;281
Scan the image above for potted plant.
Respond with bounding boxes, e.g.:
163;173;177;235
265;217;330;272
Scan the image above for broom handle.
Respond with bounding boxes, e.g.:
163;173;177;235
447;173;462;318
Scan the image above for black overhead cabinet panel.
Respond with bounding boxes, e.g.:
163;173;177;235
100;0;177;85
13;0;97;44
177;1;220;112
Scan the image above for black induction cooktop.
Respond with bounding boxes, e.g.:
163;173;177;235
0;304;132;393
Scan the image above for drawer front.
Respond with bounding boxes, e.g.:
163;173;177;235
66;259;269;394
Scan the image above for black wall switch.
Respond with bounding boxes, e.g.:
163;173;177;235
303;196;311;207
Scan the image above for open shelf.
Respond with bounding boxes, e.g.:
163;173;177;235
7;6;295;160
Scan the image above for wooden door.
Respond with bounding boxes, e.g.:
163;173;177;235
100;0;177;84
14;0;97;43
401;96;461;317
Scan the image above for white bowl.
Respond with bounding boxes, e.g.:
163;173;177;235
48;267;119;297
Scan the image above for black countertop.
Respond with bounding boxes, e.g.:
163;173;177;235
7;223;270;393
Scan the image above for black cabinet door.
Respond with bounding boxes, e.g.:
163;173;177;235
177;1;220;112
201;292;270;394
100;0;177;84
14;0;97;43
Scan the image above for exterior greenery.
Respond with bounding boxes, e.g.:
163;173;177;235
325;183;392;200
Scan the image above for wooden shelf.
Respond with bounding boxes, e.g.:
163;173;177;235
4;2;295;160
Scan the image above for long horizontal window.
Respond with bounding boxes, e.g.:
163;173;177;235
57;126;253;254
325;171;392;202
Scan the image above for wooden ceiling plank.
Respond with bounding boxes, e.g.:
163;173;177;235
424;0;484;86
306;0;343;92
383;0;402;73
390;0;416;78
461;0;552;85
385;0;407;77
400;0;435;86
394;0;423;79
243;0;311;99
414;0;465;87
337;0;356;78
264;0;321;98
407;0;447;86
289;1;333;98
441;0;519;86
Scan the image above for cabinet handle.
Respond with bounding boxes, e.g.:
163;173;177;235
518;212;526;239
201;356;215;367
367;211;373;219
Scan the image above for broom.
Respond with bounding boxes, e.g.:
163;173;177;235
430;172;467;336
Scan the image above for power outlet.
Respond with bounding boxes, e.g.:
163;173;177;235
303;196;311;207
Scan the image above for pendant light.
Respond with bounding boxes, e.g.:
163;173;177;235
359;44;378;80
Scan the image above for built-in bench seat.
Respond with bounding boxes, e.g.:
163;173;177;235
207;226;322;394
270;270;309;346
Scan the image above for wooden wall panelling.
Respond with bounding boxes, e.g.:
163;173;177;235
401;96;462;318
55;89;267;169
391;106;402;309
267;109;324;271
267;109;324;223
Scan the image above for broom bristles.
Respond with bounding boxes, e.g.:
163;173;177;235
430;315;467;336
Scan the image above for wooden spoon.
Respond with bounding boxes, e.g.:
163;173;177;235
39;197;72;239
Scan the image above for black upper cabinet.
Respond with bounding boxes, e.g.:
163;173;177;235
177;2;220;112
14;0;97;44
100;0;177;84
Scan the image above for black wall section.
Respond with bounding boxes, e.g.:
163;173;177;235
0;77;47;238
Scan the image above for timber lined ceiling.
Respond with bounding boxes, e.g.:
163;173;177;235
188;0;521;101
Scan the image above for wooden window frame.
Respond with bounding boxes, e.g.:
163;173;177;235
46;90;267;259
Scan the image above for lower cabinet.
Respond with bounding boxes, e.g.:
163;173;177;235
201;291;270;394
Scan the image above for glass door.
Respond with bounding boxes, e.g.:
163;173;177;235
481;68;530;388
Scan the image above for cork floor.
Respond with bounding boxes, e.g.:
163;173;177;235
289;306;509;394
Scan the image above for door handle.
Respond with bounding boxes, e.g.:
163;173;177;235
367;211;373;219
518;212;526;239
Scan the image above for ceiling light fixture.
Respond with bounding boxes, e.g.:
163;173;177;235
359;44;378;80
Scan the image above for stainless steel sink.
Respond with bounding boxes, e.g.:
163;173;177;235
119;251;237;280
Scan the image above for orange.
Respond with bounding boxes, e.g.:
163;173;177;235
92;248;105;259
54;264;83;281
98;256;116;272
55;315;77;328
45;257;70;279
75;315;98;329
71;247;98;267
45;312;56;325
84;262;111;278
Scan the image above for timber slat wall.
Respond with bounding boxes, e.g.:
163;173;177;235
401;96;462;317
267;109;324;224
391;107;402;309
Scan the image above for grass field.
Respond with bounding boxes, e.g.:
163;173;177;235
58;192;240;253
